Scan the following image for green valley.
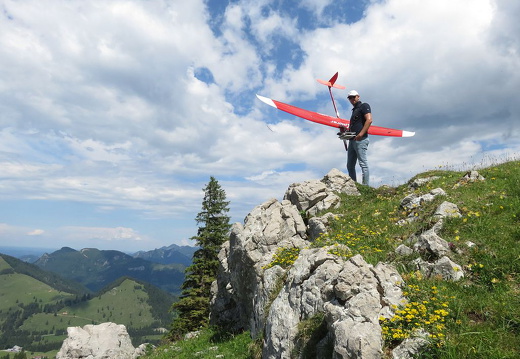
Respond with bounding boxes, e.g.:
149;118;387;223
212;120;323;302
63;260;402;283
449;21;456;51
0;255;175;355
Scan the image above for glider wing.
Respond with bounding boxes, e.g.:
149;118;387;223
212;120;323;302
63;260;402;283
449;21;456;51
256;94;415;138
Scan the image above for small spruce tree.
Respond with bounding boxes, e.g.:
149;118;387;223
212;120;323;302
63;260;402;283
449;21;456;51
168;176;231;339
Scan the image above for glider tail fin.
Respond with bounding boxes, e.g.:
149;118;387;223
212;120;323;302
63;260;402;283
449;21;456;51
329;72;339;86
316;72;346;89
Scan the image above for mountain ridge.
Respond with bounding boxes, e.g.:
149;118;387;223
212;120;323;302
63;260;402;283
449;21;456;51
34;246;187;294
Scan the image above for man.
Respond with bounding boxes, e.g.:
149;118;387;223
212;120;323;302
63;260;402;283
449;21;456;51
346;90;372;186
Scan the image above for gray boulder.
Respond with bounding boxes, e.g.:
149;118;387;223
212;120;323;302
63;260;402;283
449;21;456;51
412;256;464;281
429;256;464;281
392;329;430;359
400;188;446;211
408;176;440;189
413;226;451;258
453;170;486;188
284;169;359;217
321;168;360;196
56;322;140;359
308;212;339;241
395;244;413;256
433;201;462;220
397;188;446;225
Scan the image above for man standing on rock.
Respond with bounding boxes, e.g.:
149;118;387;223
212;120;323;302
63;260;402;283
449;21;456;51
346;90;372;186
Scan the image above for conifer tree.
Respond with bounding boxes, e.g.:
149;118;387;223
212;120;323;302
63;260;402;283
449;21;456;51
168;176;231;339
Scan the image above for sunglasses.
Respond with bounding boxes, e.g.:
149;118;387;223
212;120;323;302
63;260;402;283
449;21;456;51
348;96;356;100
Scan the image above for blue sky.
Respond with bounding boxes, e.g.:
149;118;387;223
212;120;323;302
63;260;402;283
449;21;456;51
1;0;519;253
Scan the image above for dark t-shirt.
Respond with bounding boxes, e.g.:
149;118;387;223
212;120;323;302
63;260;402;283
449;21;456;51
349;101;371;139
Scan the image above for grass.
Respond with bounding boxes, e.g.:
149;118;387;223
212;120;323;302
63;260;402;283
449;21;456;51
15;279;162;350
144;328;253;359
19;279;156;330
0;270;76;313
144;159;520;359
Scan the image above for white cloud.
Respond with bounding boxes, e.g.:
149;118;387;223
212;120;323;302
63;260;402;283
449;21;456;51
60;226;143;241
28;229;45;236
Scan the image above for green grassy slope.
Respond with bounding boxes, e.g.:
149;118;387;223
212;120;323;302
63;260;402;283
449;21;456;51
0;256;77;316
0;253;89;295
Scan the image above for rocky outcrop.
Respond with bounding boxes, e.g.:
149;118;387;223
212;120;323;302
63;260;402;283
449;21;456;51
397;185;466;282
397;188;446;225
210;197;308;335
210;169;356;336
211;169;405;358
56;322;141;359
284;168;359;217
453;170;485;188
211;169;482;358
263;251;404;359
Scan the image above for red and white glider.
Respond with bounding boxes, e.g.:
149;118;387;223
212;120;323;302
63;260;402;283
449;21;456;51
256;73;415;138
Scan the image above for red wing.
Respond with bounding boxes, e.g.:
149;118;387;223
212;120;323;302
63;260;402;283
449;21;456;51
256;95;415;137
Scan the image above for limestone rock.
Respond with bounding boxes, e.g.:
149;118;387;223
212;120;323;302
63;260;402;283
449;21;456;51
454;170;485;188
284;180;340;217
429;256;464;281
464;170;485;182
412;256;464;281
321;168;360;196
308;212;339;241
284;169;359;217
408;176;440;189
392;329;430;359
400;188;446;211
56;322;139;359
210;198;307;335
414;227;450;258
395;244;413;256
433;201;462;220
262;251;404;359
397;188;446;225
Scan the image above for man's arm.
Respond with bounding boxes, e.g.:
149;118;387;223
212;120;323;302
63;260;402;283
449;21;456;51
355;112;373;140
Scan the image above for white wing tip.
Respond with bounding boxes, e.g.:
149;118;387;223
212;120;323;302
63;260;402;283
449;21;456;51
256;94;276;108
402;130;415;137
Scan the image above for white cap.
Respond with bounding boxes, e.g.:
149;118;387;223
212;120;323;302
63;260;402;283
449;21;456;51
347;90;359;97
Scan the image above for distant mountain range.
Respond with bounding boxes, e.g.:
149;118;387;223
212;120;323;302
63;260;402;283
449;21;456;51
0;244;197;294
33;246;193;294
0;243;198;266
132;243;197;266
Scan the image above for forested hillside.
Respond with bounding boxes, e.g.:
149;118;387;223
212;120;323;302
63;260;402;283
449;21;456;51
34;247;185;294
0;255;175;354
